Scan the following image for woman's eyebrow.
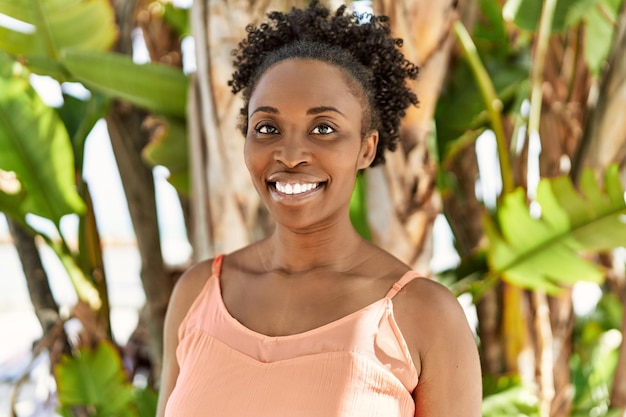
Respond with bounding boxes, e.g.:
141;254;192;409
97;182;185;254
250;105;345;117
250;106;279;116
307;106;345;116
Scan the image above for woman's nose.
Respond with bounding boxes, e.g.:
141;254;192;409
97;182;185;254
274;136;312;168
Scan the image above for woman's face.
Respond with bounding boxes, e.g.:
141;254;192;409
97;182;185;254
244;58;378;231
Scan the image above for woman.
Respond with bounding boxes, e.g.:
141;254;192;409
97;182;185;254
157;2;482;416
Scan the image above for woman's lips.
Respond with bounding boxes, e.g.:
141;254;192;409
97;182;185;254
274;181;321;195
267;180;326;201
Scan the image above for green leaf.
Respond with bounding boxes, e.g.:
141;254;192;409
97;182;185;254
504;0;599;33
43;235;101;309
475;0;510;58
583;0;620;76
553;166;626;250
350;171;372;241
142;116;190;195
0;52;15;78
133;388;159;417
482;385;539;416
62;48;189;117
0;0;117;77
484;165;626;292
434;51;528;168
571;328;621;415
55;341;136;417
0;169;28;225
161;1;191;37
482;373;539;416
57;90;110;171
0;72;85;224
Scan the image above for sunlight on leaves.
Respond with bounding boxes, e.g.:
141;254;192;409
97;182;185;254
484;165;626;292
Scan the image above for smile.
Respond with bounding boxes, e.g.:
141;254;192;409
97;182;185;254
273;181;322;195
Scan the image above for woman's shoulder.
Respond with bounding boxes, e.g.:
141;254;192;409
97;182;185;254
392;274;482;414
398;275;459;308
394;275;468;333
169;258;216;315
391;271;473;355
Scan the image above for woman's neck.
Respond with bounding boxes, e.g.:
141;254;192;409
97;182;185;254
259;220;369;274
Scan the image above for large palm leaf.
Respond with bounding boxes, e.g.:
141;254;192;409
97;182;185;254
0;0;117;77
485;165;626;293
0;65;84;225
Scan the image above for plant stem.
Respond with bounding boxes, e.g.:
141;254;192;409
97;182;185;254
453;21;514;196
533;290;555;417
43;233;102;310
33;0;59;61
528;5;559;416
528;0;558;141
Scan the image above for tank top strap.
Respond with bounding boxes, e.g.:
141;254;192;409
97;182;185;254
384;271;422;299
212;254;225;277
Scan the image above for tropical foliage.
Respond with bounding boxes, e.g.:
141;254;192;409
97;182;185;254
0;0;188;413
55;341;157;417
434;0;626;415
0;0;625;416
484;165;625;293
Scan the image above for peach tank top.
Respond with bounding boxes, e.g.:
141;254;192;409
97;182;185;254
165;255;420;417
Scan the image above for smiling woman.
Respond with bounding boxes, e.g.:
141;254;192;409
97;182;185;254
244;58;375;229
157;2;482;417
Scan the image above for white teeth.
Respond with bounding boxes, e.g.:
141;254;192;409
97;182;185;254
275;182;319;195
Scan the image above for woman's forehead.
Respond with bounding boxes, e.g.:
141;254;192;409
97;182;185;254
250;58;368;106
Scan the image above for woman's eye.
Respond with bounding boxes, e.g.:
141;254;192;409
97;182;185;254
256;124;279;134
311;124;335;135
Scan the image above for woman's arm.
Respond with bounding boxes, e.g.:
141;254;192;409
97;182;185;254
396;279;482;417
156;261;213;417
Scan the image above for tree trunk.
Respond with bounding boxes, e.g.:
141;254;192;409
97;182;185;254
105;104;172;376
189;0;307;260
106;0;173;377
570;3;626;412
6;218;61;334
369;0;455;271
573;3;626;181
611;285;626;409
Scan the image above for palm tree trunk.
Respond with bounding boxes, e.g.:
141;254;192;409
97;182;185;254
572;3;626;181
105;105;172;375
6;218;61;334
571;3;626;411
107;0;173;376
369;0;456;270
611;289;626;408
189;0;307;260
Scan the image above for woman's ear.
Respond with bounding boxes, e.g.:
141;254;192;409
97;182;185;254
357;130;379;170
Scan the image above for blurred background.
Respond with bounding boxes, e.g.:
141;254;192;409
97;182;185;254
1;0;625;416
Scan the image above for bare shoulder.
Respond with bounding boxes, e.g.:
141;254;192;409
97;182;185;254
157;258;216;417
169;259;214;314
393;276;474;358
393;276;482;416
396;277;467;327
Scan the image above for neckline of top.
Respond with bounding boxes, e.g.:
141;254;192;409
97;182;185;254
210;255;420;341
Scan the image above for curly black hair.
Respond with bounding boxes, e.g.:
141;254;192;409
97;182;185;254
229;0;419;166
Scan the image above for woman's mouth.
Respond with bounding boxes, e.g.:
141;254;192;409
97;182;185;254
267;180;326;201
273;181;321;195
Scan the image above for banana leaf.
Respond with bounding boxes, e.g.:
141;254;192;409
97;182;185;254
62;48;188;118
142;116;190;195
503;0;621;75
55;341;136;417
0;72;85;224
349;171;372;241
484;165;626;293
0;0;117;78
504;0;595;33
